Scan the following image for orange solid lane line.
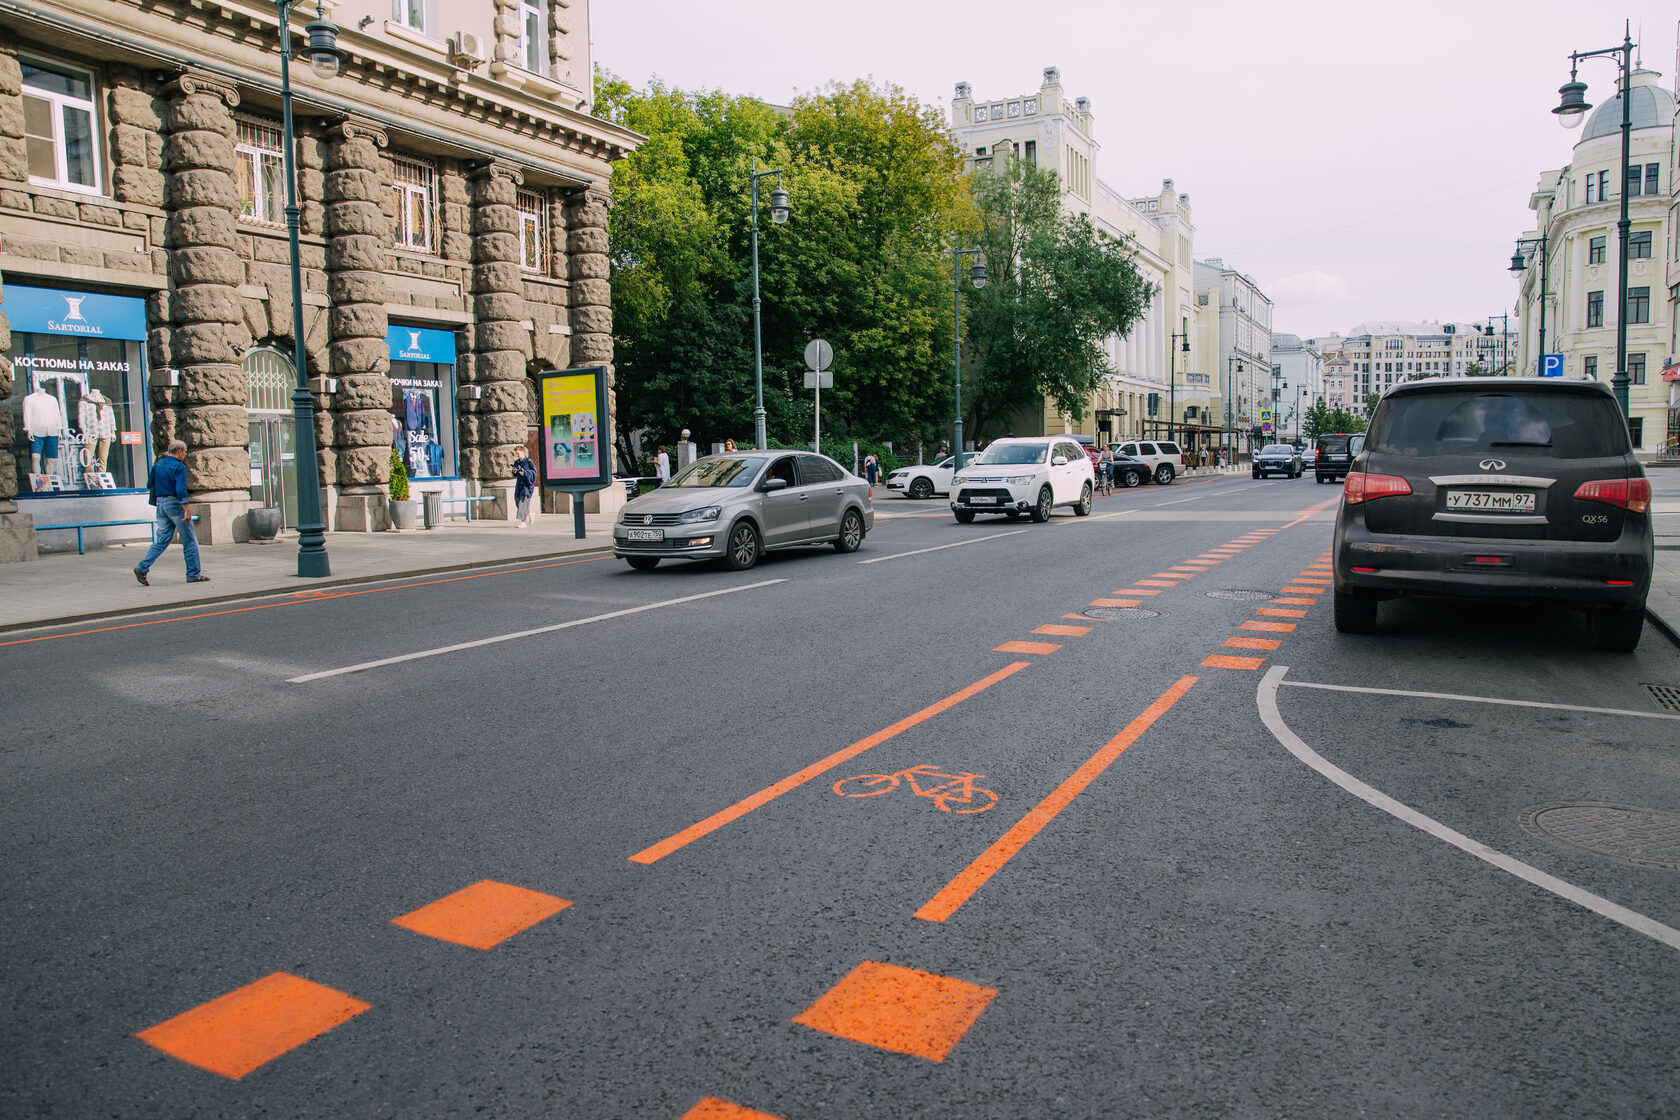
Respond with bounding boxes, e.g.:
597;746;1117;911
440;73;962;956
995;640;1060;655
1223;636;1282;651
681;1098;784;1120
136;972;372;1080
0;554;605;648
629;662;1032;865
1033;624;1092;637
1255;607;1307;618
1241;620;1296;633
1201;654;1264;670
915;674;1198;923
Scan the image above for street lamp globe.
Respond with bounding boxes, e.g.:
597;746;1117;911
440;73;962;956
969;259;986;289
303;6;348;79
1509;249;1528;273
1553;79;1591;128
768;187;790;225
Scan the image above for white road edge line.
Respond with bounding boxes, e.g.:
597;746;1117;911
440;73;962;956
858;530;1028;563
1258;665;1680;953
1280;678;1680;723
290;579;786;682
1051;509;1140;527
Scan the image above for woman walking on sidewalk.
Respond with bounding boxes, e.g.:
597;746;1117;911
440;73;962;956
133;440;208;585
512;448;538;528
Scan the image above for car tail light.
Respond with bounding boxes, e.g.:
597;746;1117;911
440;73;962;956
1573;477;1650;514
1343;471;1411;505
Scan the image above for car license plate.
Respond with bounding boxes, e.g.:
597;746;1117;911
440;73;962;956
1446;490;1535;512
626;528;664;541
970;495;997;504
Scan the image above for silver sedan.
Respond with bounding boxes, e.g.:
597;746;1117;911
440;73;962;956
612;450;874;570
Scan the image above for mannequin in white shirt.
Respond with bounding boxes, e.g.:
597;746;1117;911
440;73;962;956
23;387;63;475
78;388;116;472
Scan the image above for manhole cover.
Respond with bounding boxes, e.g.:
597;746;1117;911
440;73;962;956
1519;802;1680;869
1083;607;1161;620
1643;684;1680;712
1204;589;1274;602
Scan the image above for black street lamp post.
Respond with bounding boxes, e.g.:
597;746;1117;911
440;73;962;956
1484;313;1509;375
278;1;347;578
951;247;987;470
1225;355;1244;461
1509;234;1549;372
1554;25;1636;416
1168;321;1189;443
748;162;790;450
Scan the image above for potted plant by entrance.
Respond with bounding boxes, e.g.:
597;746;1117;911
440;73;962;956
246;506;282;540
388;449;420;529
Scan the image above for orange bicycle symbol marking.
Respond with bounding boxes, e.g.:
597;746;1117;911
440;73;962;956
832;764;998;814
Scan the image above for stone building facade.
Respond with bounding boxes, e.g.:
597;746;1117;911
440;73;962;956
0;0;637;560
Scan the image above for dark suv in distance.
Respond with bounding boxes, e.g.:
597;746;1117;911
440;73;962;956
1315;433;1356;484
1331;378;1652;651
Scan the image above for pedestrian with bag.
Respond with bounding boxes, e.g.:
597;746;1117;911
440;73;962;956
133;439;207;585
512;446;538;528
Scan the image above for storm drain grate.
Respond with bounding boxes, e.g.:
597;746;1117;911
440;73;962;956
1519;803;1680;870
1204;589;1274;602
1643;684;1680;712
1083;607;1161;620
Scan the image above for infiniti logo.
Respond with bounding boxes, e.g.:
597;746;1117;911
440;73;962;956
1479;459;1506;471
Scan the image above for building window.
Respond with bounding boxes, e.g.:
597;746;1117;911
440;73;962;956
22;58;100;193
1628;353;1646;385
974;146;985;157
1024;140;1035;165
391;156;435;252
518;0;547;75
1583;355;1597;380
1588;235;1605;264
1628;164;1644;197
516;188;546;272
1596;170;1609;201
392;0;434;35
1007;101;1021;117
1586;290;1603;328
1646;163;1660;196
235;115;285;227
1586;175;1596;203
1628;417;1643;447
1628;230;1652;259
1023;98;1037;114
1628;286;1650;325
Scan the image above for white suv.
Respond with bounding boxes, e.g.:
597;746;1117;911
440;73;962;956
949;436;1096;523
1110;439;1183;484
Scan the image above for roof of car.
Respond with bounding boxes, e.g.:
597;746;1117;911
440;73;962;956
1387;376;1614;397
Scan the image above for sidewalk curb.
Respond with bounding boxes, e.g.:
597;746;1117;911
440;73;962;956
1646;606;1680;649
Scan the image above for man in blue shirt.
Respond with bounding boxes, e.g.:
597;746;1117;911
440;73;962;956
133;440;208;585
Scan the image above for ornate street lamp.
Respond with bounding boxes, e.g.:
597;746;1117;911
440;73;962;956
1226;355;1244;461
1168;320;1189;443
748;161;790;450
278;0;347;577
1555;25;1636;416
951;247;986;470
1509;234;1549;373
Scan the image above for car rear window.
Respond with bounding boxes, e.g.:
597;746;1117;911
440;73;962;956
1156;442;1179;455
1316;435;1350;454
1367;390;1628;459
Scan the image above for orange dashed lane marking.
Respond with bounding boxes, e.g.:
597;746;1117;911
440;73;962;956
916;675;1198;922
1224;636;1282;651
1133;579;1179;588
1115;588;1162;597
1241;620;1297;633
1272;597;1317;606
136;972;371;1080
629;663;1032;865
680;1098;784;1120
1201;654;1265;670
793;960;997;1062
1255;608;1307;619
1281;497;1341;529
1280;586;1322;596
1032;624;1091;637
995;640;1061;655
391;880;571;950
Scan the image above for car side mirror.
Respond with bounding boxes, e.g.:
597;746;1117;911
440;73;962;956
762;477;789;492
1052;456;1068;466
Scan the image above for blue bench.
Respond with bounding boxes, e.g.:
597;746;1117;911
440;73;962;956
36;515;199;555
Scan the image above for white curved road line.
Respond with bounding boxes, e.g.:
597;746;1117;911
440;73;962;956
1280;678;1680;723
1257;665;1680;952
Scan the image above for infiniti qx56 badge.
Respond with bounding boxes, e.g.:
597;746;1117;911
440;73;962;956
1479;459;1506;471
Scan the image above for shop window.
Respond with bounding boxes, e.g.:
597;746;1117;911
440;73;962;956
392;156;436;252
387;326;459;480
22;57;100;193
235;115;286;227
519;0;547;75
516;187;547;272
1588;235;1605;264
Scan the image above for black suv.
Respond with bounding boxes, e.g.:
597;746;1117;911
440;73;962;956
1315;433;1356;484
1331;378;1652;651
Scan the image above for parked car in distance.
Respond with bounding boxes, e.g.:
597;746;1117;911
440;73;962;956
1303;445;1319;468
1110;439;1183;484
1331;377;1652;651
1253;443;1303;478
1108;453;1150;488
1315;432;1357;484
613;450;873;571
886;455;959;499
950;436;1096;523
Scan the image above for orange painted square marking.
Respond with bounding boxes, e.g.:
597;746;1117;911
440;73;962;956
1224;636;1282;650
1116;588;1162;597
1201;654;1265;670
1033;624;1091;637
1241;620;1296;633
1180;561;1217;567
136;972;371;1080
1165;569;1202;575
1134;579;1179;587
392;880;571;950
793;960;996;1062
1296;574;1333;582
1089;598;1142;608
1255;607;1307;618
995;640;1060;655
681;1098;784;1120
1271;597;1317;606
1281;586;1322;596
1064;612;1104;621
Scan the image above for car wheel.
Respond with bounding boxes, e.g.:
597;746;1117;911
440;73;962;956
722;521;760;570
1333;588;1379;634
1592;606;1644;652
1031;485;1053;522
954;509;976;523
1315;475;1324;484
908;477;934;500
1122;469;1142;488
1073;482;1093;516
1252;471;1260;479
626;556;660;571
834;509;865;553
1155;464;1175;485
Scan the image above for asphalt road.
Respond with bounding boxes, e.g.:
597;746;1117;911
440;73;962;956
5;473;1680;1119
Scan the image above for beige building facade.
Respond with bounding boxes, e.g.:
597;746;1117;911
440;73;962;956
0;0;637;560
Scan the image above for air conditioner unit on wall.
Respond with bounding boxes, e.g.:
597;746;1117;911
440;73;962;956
448;32;485;67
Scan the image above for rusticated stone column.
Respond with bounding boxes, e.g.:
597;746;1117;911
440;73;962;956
0;46;27;186
323;120;392;532
463;160;529;516
108;68;164;208
564;185;623;514
160;71;251;544
0;48;29;555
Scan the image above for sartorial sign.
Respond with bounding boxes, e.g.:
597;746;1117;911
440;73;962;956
384;325;458;364
8;286;148;340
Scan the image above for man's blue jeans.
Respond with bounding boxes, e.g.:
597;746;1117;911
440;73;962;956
136;498;201;579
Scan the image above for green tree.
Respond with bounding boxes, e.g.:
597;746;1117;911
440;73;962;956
962;159;1153;438
1302;400;1333;441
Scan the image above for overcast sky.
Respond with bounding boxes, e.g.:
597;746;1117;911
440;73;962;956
590;2;1677;343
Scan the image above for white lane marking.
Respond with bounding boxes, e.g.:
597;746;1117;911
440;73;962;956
1280;679;1680;723
1051;509;1140;527
1258;665;1680;953
1151;494;1211;507
290;580;786;682
858;530;1027;563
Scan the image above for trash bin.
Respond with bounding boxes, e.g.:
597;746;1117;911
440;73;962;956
421;490;441;529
